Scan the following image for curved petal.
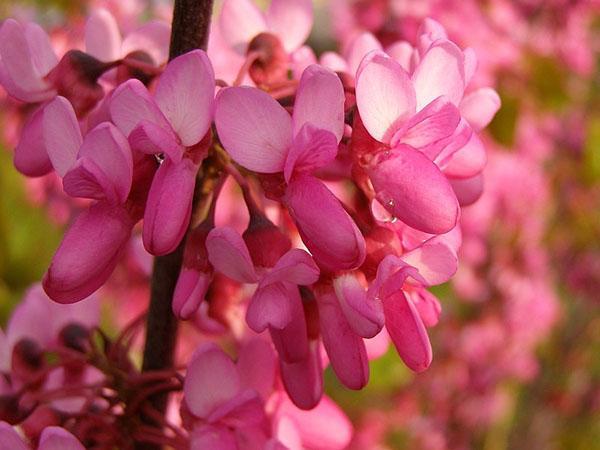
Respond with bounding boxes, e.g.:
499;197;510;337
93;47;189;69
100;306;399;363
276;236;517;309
122;21;171;65
184;343;241;418
355;51;416;144
266;0;313;52
385;40;414;71
449;173;484;206
191;425;237;450
215;86;292;172
261;249;320;287
0;422;28;450
460;87;501;131
143;157;197;255
345;32;382;76
284;175;366;272
442;132;487;178
219;0;267;53
412;40;465;109
408;289;441;328
43;203;134;303
207;388;265;426
319;51;348;73
84;8;122;62
400;238;458;286
39;426;85;450
279;341;323;410
173;268;211;320
43;96;82;177
14;105;53;177
129;120;182;162
383;290;432;372
247;282;295;332
284;124;338;183
269;293;309;363
155;50;215;146
24;23;59;77
206;227;258;283
368;145;459;234
237;338;277;400
333;274;384;338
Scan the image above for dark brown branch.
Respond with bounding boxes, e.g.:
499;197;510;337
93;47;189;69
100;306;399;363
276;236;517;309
169;0;215;59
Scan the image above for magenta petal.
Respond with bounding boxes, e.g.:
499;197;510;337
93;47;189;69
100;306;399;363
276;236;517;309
401;237;458;286
460;87;501;131
63;157;116;202
261;249;320;287
408;289;442;328
129;119;182;162
215;86;292;173
191;425;237;450
219;0;267;53
284;175;366;272
269;293;309;363
333;274;384;338
368;145;459;234
293;65;344;142
14;105;53;177
247;282;295;332
266;0;313;52
284;123;338;183
237;338;276;400
412;40;465;109
44;203;134;303
173;267;211;320
279;341;323;410
206;227;259;283
143;157;196;255
442;132;487;179
383;290;432;372
0;422;28;450
84;8;122;62
43;96;82;177
39;426;85;450
208;389;265;426
355;51;416;143
155;50;215;146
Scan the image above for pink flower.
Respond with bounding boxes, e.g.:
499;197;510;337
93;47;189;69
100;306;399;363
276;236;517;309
110;49;215;255
215;64;365;272
0;423;85;450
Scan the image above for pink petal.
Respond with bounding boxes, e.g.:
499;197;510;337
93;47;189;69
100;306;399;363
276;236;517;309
385;41;414;71
333;274;384;338
173;268;211;320
401;237;458;286
0;19;55;102
39;426;85;450
191;425;237;450
279;341;323;410
122;21;171;65
442;132;487;178
215;86;292;172
247;282;295;332
143;157;197;255
63;157;116;202
155;50;215;146
184;342;241;418
24;23;59;77
43;203;134;303
14;105;53;177
412;40;465;109
109;78;172;137
219;0;267;53
84;8;122;62
269;296;309;363
284;175;366;272
408;289;441;327
449;173;484;206
207;389;265;426
266;0;313;52
460;87;501;131
293;65;345;142
291;45;317;79
355;51;416;144
237;338;276;400
463;47;478;85
319;51;348;73
129;120;182;162
345;32;382;76
0;422;28;450
206;227;259;283
317;288;369;389
368;145;459;234
261;249;320;287
284;124;338;183
383;291;432;372
43;96;82;177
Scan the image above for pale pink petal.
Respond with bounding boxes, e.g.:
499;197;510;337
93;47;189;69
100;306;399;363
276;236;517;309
365;328;390;360
290;46;317;79
345;32;382;76
460;88;501;131
24;23;59;77
109;78;172;136
215;86;292;173
207;389;265;426
266;0;313;52
261;249;320;287
293;65;344;142
247;282;295;332
385;41;414;71
319;51;348;73
401;238;458;286
219;0;267;53
14;105;53;177
279;341;323;410
284;175;365;272
333;274;384;338
368;145;459;234
416;18;448;52
84;8;122;62
191;424;237;450
383;290;432;372
128;120;182;162
412;40;465;109
184;342;241;418
237;338;276;400
408;289;441;327
206;227;259;283
449;173;484;206
442;132;486;178
317;288;369;389
43;96;82;177
173;268;211;319
143;157;196;255
0;422;28;450
43;203;134;303
433;117;474;167
122;21;171;65
284;124;338;182
463;47;478;85
355;51;416;143
155;50;215;146
39;426;85;450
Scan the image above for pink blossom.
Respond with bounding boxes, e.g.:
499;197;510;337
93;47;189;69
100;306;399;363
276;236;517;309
0;423;84;450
